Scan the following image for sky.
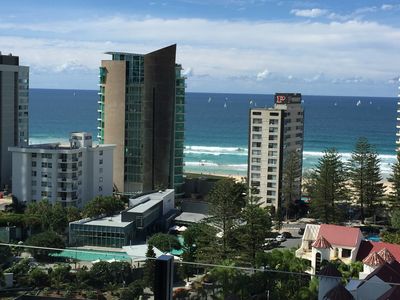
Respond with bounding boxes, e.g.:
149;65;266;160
1;0;400;96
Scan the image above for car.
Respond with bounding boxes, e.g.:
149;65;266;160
298;228;305;235
276;234;286;242
281;231;292;239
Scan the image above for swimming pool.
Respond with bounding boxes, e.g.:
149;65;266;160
50;248;132;262
365;235;381;242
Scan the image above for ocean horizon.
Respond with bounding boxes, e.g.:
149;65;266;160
29;88;398;178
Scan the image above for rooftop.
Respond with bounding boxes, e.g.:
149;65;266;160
175;212;208;224
318;224;361;248
127;199;162;214
357;241;400;262
80;214;132;228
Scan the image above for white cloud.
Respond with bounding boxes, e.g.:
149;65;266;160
256;69;269;81
290;8;328;18
0;16;399;95
381;4;394;11
182;67;194;77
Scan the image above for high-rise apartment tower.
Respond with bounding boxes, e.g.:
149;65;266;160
248;93;304;212
397;77;400;151
98;45;185;196
0;53;29;189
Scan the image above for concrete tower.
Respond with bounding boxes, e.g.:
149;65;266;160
0;53;29;190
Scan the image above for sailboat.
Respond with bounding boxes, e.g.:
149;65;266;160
249;99;253;105
208;97;212;103
356;100;361;106
224;101;227;108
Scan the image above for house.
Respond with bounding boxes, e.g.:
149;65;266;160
295;224;363;274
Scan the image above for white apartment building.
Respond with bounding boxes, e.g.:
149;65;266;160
248;93;304;211
9;132;115;208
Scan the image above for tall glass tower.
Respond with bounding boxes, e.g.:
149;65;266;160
97;45;185;196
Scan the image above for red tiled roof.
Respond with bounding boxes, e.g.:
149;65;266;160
378;248;396;264
312;235;332;249
357;241;400;263
363;252;385;267
318;224;361;248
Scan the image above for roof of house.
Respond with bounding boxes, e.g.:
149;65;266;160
312;235;332;249
363;252;386;267
357;241;400;262
377;285;400;300
318;224;361;248
323;284;354;300
361;263;400;287
379;248;397;264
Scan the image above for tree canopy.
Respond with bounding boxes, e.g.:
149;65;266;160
83;196;125;218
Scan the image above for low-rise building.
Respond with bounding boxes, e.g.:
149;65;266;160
69;189;177;248
296;224;363;274
9;132;115;208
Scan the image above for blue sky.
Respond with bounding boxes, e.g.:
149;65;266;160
1;0;400;96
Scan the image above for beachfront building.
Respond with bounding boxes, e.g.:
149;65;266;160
247;93;304;211
9;132;115;208
397;77;400;150
97;45;185;197
69;189;177;248
0;53;29;189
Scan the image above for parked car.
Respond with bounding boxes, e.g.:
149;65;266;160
298;228;305;235
281;231;292;239
276;234;286;242
263;238;280;250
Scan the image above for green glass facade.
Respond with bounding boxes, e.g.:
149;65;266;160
69;222;135;248
97;47;185;196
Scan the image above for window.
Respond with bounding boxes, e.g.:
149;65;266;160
268;159;277;165
269;135;277;141
267;175;277;180
267;190;276;196
31;180;37;186
269;119;278;125
99;150;103;155
251;181;260;187
99;159;103;165
252;134;262;140
252;150;261;155
269;127;278;133
31;190;36;196
270;112;279;116
136;216;143;228
268;151;277;156
99;168;103;173
32;171;37;177
342;249;351;258
252;142;261;148
252;111;261;115
251;165;260;171
267;182;277;188
31;153;37;158
98;186;103;192
41;182;47;187
266;198;273;204
251;173;260;179
268;143;277;149
252;126;262;132
32;161;36;167
41;153;52;159
252;118;262;124
268;167;277;172
252;157;261;163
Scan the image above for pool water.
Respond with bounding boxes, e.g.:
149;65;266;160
366;235;381;242
50;249;132;262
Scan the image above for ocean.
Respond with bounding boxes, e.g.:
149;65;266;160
29;89;397;177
